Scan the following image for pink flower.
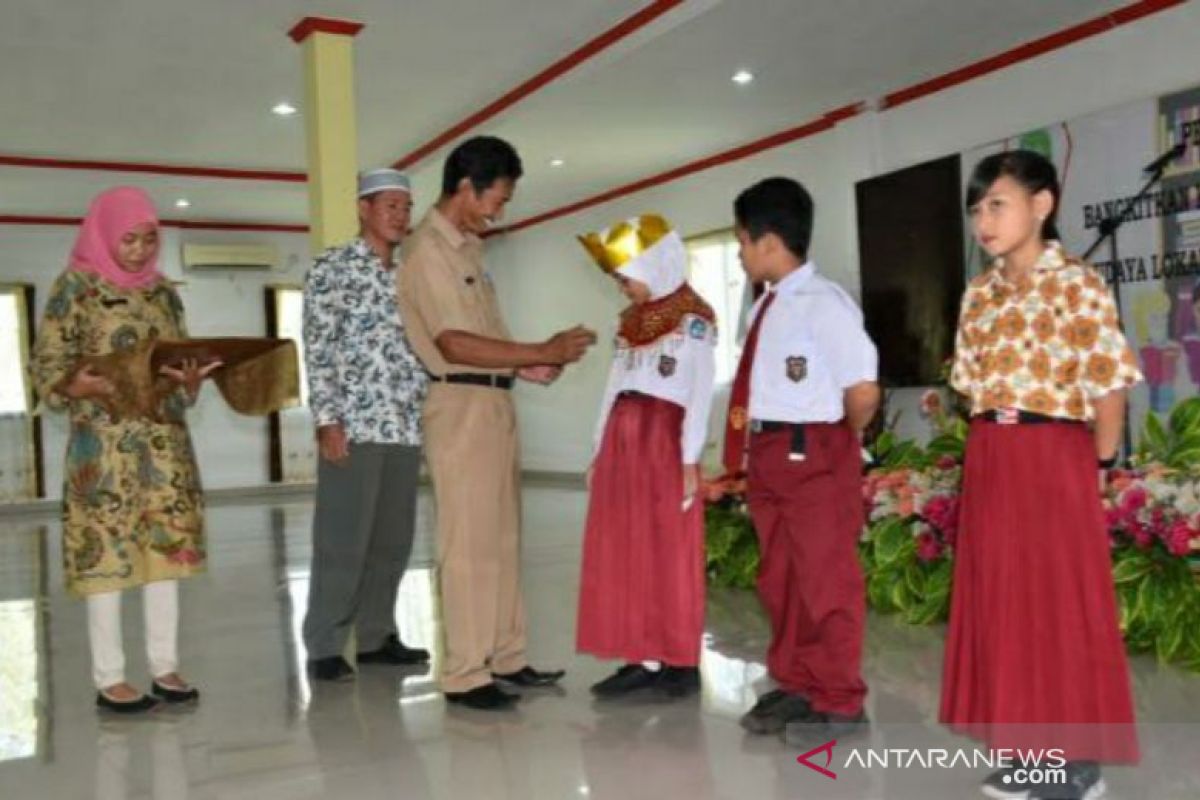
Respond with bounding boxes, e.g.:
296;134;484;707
1166;520;1194;557
1119;487;1148;514
921;494;960;536
916;532;944;562
920;390;944;418
936;455;958;470
1131;522;1153;549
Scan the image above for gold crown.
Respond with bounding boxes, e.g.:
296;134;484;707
577;214;673;274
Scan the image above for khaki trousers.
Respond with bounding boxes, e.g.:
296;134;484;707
424;383;527;692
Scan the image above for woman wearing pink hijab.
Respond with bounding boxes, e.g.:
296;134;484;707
32;187;220;713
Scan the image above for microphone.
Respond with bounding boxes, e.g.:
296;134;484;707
1143;141;1187;176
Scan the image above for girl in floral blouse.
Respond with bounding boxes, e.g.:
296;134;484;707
940;151;1142;800
32;187;220;713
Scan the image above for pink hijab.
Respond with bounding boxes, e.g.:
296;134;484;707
69;187;164;290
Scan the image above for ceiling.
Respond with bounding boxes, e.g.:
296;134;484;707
0;0;1145;229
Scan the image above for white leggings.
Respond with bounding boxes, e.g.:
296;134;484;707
86;580;179;690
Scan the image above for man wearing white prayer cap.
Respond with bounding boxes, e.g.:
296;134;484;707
301;167;431;681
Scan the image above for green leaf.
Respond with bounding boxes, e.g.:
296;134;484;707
1168;397;1200;439
1143;411;1169;458
1111;552;1154;584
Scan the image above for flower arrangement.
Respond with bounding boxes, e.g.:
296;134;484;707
704;395;1200;671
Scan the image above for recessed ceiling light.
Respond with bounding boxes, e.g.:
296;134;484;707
272;101;298;117
550;158;565;168
732;70;755;85
174;198;191;209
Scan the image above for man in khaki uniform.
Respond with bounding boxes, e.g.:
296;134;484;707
398;136;596;711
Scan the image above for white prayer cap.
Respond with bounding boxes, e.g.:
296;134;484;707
357;168;411;198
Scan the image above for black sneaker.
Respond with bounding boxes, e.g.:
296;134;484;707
739;690;811;734
1030;762;1105;800
445;682;520;711
652;666;700;699
308;656;356;682
590;664;659;698
357;634;430;665
782;708;869;747
981;767;1039;799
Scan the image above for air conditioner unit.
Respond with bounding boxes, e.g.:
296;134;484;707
181;243;279;271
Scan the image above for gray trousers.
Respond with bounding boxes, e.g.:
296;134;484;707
303;442;421;660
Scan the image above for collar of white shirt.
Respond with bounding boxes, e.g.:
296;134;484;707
772;260;816;294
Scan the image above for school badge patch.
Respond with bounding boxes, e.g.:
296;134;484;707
785;355;808;383
658;354;678;378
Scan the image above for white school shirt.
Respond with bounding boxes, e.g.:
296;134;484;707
593;313;717;464
747;262;878;424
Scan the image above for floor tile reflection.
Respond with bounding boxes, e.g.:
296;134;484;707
0;485;1197;799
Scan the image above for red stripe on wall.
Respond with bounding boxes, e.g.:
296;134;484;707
0;154;306;183
392;0;684;170
880;0;1187;110
490;103;864;236
0;214;308;233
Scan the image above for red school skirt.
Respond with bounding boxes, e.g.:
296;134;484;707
575;392;706;666
940;418;1139;763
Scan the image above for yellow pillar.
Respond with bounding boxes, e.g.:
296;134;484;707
288;17;363;252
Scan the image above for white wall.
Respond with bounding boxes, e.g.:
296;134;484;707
0;224;313;500
486;0;1200;473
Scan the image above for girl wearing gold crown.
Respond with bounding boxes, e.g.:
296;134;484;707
574;214;716;700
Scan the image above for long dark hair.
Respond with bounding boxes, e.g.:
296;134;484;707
965;150;1061;241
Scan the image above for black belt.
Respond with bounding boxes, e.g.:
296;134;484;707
431;373;513;390
976;408;1082;426
749;419;808;461
749;419;798;433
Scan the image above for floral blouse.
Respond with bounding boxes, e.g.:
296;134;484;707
950;242;1142;421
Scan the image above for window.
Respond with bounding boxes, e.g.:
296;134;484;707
0;289;30;414
265;285;315;483
685;229;750;384
0;285;41;501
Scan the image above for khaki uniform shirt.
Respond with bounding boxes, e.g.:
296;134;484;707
397;208;513;378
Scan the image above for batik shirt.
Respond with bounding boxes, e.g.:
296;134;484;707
303;238;428;445
950;242;1142;421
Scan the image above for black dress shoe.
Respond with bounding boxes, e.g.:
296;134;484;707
96;691;162;714
445;682;520;710
782;708;869;746
358;634;430;665
308;656;356;682
652;666;700;699
151;680;200;704
590;664;660;698
492;665;565;688
739;690;811;734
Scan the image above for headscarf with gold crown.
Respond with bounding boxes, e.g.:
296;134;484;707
578;214;716;351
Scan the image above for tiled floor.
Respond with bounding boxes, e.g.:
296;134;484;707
0;485;1197;799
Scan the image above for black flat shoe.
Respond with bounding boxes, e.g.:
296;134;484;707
151;680;200;704
445;683;520;710
358;634;430;665
96;691;161;714
782;708;869;747
739;690;811;734
652;666;700;699
492;665;565;688
308;655;356;682
590;664;659;698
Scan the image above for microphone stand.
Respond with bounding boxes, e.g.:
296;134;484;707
1082;142;1185;463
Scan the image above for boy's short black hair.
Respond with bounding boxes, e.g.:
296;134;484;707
733;177;814;260
441;136;524;197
